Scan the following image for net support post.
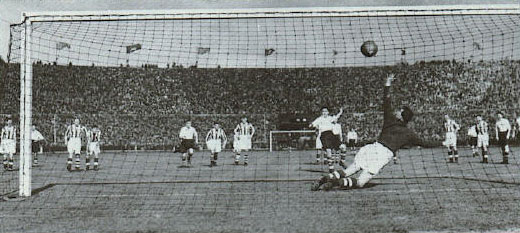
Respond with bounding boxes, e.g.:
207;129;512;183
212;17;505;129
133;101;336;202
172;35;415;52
19;15;32;197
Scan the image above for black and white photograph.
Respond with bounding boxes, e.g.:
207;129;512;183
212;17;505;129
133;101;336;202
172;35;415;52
1;0;520;232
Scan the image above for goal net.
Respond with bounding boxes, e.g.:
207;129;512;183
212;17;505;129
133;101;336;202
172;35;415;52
2;6;520;232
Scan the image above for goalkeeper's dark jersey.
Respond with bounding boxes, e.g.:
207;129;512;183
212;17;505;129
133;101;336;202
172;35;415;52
377;86;426;154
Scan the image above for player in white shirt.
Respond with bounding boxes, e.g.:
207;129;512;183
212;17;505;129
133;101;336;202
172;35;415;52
1;118;16;171
310;107;343;173
31;124;46;166
65;118;88;171
206;122;227;167
443;115;460;163
495;112;511;164
86;125;102;170
179;121;198;167
475;116;490;163
234;117;255;166
346;128;358;151
467;125;478;157
513;115;520;139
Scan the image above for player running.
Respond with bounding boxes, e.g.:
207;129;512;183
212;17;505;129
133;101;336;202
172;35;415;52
495;112;511;164
86;125;102;170
206;122;227;167
179;121;198;167
1;117;16;171
65;118;88;171
31;124;45;166
476;116;490;163
311;74;431;191
443;115;460;163
310;107;343;173
234;117;255;166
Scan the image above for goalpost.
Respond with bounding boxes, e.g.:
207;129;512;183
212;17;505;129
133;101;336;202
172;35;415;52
269;130;315;152
13;4;520;204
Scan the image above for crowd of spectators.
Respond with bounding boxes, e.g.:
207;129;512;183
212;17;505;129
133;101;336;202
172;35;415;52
1;59;519;149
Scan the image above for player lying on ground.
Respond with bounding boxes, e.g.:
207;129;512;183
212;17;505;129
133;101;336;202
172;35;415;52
311;74;431;191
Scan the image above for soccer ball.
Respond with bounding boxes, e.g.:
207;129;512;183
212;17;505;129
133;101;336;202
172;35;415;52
360;40;378;57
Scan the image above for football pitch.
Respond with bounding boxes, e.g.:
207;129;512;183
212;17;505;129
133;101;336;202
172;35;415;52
1;147;520;233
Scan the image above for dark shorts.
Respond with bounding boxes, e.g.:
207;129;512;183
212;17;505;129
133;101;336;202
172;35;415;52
179;139;196;153
469;137;477;147
498;132;509;146
320;131;341;150
348;139;356;147
32;141;42;153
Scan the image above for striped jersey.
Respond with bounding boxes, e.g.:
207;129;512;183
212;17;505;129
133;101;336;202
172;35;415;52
1;126;16;140
235;123;254;136
206;128;227;141
476;121;488;135
444;119;460;133
67;125;85;138
88;129;101;142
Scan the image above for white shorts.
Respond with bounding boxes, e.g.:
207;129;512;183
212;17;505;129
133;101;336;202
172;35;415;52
315;137;322;150
0;139;16;154
236;135;252;151
88;142;100;155
67;138;82;154
443;132;457;147
353;142;394;175
477;134;489;148
206;139;222;153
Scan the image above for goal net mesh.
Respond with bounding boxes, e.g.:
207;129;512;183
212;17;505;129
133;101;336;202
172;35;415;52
2;9;520;232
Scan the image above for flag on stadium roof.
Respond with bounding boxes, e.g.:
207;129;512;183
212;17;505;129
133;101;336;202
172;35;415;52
197;47;210;55
265;48;275;56
56;42;71;50
126;44;142;53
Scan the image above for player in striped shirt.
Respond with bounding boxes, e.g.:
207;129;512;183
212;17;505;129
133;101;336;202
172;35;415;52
86;125;102;170
206;122;227;167
443;115;460;163
65;118;88;171
475;116;490;163
1;118;16;171
234;117;255;166
495;112;511;164
179;121;198;167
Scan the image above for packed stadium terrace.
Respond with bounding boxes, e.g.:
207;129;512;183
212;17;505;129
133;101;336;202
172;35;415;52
0;59;519;148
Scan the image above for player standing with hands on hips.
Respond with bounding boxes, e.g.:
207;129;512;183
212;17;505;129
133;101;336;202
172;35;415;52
312;73;431;191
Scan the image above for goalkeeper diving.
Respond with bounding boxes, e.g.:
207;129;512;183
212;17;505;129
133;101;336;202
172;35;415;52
312;73;432;191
